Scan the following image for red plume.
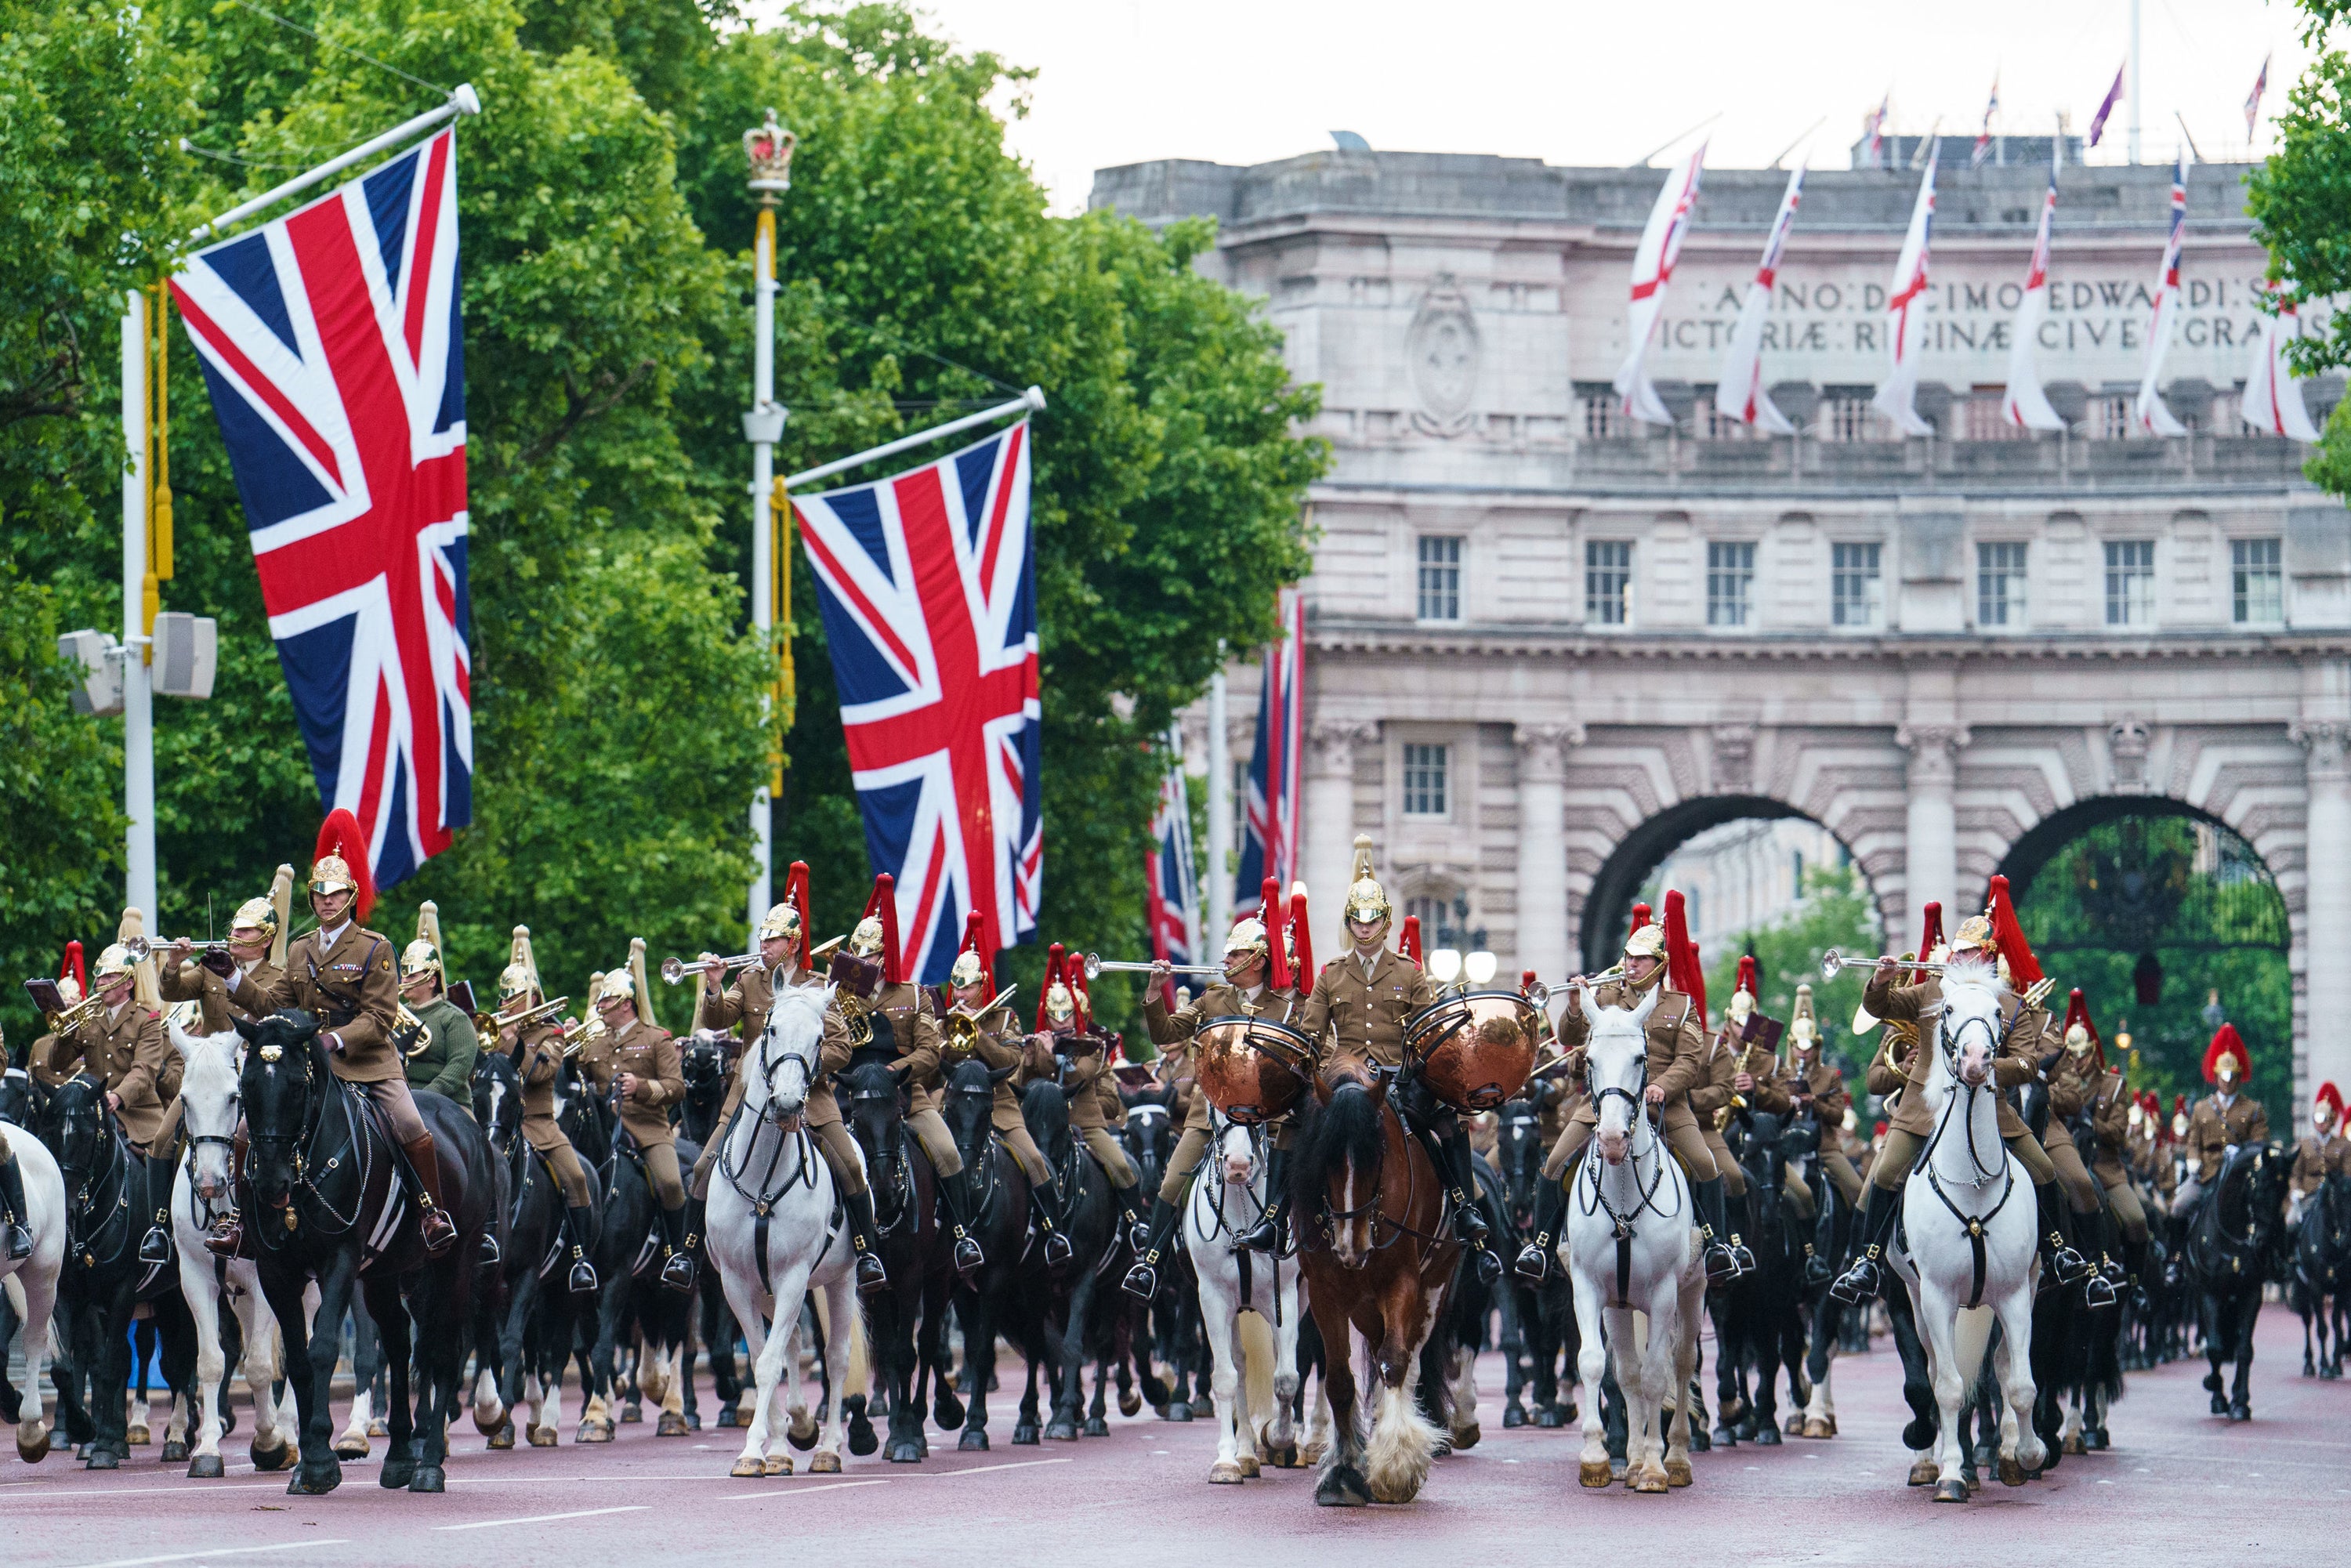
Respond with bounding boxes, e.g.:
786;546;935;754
1067;952;1092;1033
1399;915;1422;965
314;808;375;922
785;860;812;924
1985;875;2041;989
1522;968;1539;994
1663;889;1707;1030
2062;988;2104;1069
959;911;994;996
1035;943;1066;1033
2202;1023;2248;1085
861;874;903;986
1288;888;1314;990
1261;878;1291;991
1735;954;1759;998
1629;902;1653;935
60;940;85;992
1911;901;1944;984
2317;1082;2344;1122
2173;1092;2188;1116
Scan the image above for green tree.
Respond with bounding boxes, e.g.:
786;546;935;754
1697;864;1882;1088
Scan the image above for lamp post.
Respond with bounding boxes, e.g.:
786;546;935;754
742;108;797;932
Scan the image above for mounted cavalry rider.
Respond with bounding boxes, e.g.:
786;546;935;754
2044;990;2137;1280
1830;880;2110;1309
41;920;179;1266
1693;955;1766;1258
1294;835;1502;1286
1514;895;1748;1287
2289;1083;2349;1229
1027;950;1147;1244
585;939;693;1291
2175;1023;2268;1218
1749;981;1861;1211
397;903;480;1110
939;914;1071;1273
496;925;600;1293
201;814;459;1260
9;944;92;1258
1123;907;1299;1300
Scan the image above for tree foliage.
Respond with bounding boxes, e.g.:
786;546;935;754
1696;864;1882;1091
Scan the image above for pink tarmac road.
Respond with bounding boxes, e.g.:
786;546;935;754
7;1302;2345;1566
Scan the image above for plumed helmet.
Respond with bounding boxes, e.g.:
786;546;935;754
401;901;446;984
949;948;985;989
2314;1082;2343;1126
2064;1023;2091;1051
1223;917;1270;961
1949;914;1995;953
230;894;280;941
309;808;375;922
1789;982;1818;1046
1729;954;1759;1018
846;916;886;960
1623;922;1667;961
56;940;85;1008
1342;835;1391;926
2203;1023;2249;1085
760;902;806;943
848;875;904;987
1042;977;1078;1027
93;943;136;982
498;925;542;1005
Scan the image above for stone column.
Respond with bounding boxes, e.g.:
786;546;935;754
1305;721;1376;966
1896;723;1968;930
1513;722;1582;983
2296;720;2351;1097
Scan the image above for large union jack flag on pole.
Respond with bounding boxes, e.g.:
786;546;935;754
796;423;1041;983
1146;732;1200;965
171;129;471;890
1233;587;1302;908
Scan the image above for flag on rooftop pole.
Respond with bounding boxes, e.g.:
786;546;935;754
1872;143;1938;437
2089;63;2126;148
1233;586;1302;909
1863;93;1890;168
2132;151;2191;436
2001;150;2067;433
1145;730;1201;966
2242;284;2322;443
1972;75;2000;168
1613;143;1705;428
2246;53;2271;143
1714;160;1803;436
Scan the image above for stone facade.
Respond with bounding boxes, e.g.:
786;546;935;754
1099;149;2351;1099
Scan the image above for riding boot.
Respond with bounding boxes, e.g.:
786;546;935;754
842;1189;888;1295
1695;1176;1745;1286
1114;1181;1148;1249
657;1204;696;1293
1030;1179;1074;1268
1428;1124;1502;1284
400;1133;458;1256
1728;1184;1761;1274
674;1195;707;1286
1515;1171;1567;1284
1809;1193;1852;1287
1234;1150;1288;1253
0;1153;30;1261
564;1205;601;1295
1828;1185;1898;1305
1121;1195;1182;1300
137;1153;176;1266
936;1171;985;1276
2036;1182;2090;1287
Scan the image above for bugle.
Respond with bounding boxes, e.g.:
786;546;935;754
1081;952;1223;980
121;935;232;963
662;951;760;984
1820;947;1955;980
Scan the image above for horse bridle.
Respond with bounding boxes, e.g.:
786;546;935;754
846;1074;916;1236
719;1023;819;1214
1577;1054;1678;1236
249;1042;371;1248
1198;1112;1270;1243
1922;1009;2007;1189
58;1081;136;1271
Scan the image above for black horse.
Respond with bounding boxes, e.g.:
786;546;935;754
677;1030;746;1429
467;1045;575;1447
1010;1076;1115;1445
1494;1094;1577;1429
938;1055;1029;1449
47;1075;197;1468
1713;1108;1809;1446
581;1105;701;1443
234;1009;491;1494
2291;1170;2351;1378
842;1051;955;1463
2186;1139;2295;1421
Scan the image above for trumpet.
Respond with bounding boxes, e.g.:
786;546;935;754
560;1017;605;1059
121;935;232;964
1081;953;1224;980
45;991;110;1034
1819;948;1956;980
662;951;759;984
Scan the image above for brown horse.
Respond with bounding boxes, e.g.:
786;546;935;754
1291;1060;1461;1506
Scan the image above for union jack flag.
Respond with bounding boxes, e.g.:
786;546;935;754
1972;75;2000;168
1234;587;1302;907
795;423;1041;983
1145;731;1200;966
2248;54;2271;142
171;129;471;889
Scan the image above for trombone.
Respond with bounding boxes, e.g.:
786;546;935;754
484;994;570;1034
944;985;1019;1048
1081;952;1223;980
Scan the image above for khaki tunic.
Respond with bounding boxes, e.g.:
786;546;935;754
515;1023;574;1155
1052;1032;1113;1131
605;1016;684;1150
161;956;284;1036
404;994;479;1103
236;925;403;1083
44;1001;173;1150
2090;1085;2134;1186
1858;969;2045;1140
1556;977;1708;1143
2043;1045;2106;1152
2186;1092;2269;1185
1144;982;1299;1135
1295;950;1443;1074
820;980;941;1114
947;1005;1033;1136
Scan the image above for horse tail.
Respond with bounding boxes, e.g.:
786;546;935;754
1291;1081;1384;1219
1239;1310;1277;1418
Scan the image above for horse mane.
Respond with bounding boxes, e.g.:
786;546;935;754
1291;1079;1384;1217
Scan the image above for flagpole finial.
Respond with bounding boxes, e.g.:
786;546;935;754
745;108;798;205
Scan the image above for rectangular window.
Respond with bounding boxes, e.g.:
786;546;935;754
1416;535;1462;621
2233;537;2284;625
1977;541;2028;628
1586;541;1632;626
2105;539;2157;626
1831;542;1883;628
1401;744;1449;817
1699;391;1750;441
2092;393;2135;441
1706;541;1754;627
1820;393;1879;444
1965;389;2022;443
1581;393;1625;440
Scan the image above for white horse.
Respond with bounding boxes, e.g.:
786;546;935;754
1186;1111;1309;1483
167;1019;300;1477
1886;966;2045;1501
705;983;858;1478
0;1111;66;1463
1559;982;1704;1494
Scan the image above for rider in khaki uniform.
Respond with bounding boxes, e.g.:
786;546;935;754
497;927;600;1294
2043;990;2131;1287
46;927;179;1264
1292;837;1500;1285
593;940;695;1292
8;947;93;1258
1031;955;1147;1243
208;828;458;1258
938;918;1071;1274
2176;1024;2269;1214
397;903;479;1108
819;885;942;1295
1515;901;1745;1287
1122;914;1298;1298
160;867;292;1037
1745;982;1857;1280
1693;958;1765;1250
1830;887;2107;1308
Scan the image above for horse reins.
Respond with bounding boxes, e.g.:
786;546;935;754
1577;1070;1676;1308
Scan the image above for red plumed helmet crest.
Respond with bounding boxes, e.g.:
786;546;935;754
1630;902;1653;936
2317;1082;2344;1124
1261;878;1291;991
2202;1023;2250;1085
860;875;904;987
1663;889;1707;1030
1984;875;2042;989
1034;943;1067;1033
1398;915;1422;965
313;808;376;923
1288;887;1314;990
1734;954;1759;998
955;911;993;996
2061;988;2103;1069
60;940;85;992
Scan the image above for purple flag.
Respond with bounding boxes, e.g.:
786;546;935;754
2089;63;2125;147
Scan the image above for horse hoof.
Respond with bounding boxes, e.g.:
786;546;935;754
934;1393;966;1430
1238;1454;1261;1477
188;1454;226;1479
621;1403;643;1424
409;1465;445;1494
687;1414;702;1430
473;1403;506;1436
1083;1418;1109;1439
333;1436;370;1459
1195;1394;1215;1416
657;1411;690;1437
787;1421;817;1453
251;1441;294;1472
527;1425;558;1449
576;1420;613;1444
2063;1433;2085;1456
1503;1406;1526;1429
717;1408;741;1429
288;1461;342;1496
1210;1460;1245;1483
1908;1456;1940;1487
1012;1424;1041;1446
2229;1403;2251;1423
85;1449;120;1472
763;1454;793;1477
1934;1478;1969;1503
1752;1425;1780;1447
1299;1440;1328;1466
1315;1465;1371;1507
487;1423;516;1451
2211;1394;2230;1416
887;1440;924;1464
368;1419;387;1438
2083;1429;2108;1451
1045;1420;1078;1443
810;1451;842;1474
731;1456;764;1478
1665;1457;1693;1488
1165;1403;1192;1423
847;1419;878;1458
1535;1407;1564;1429
1783;1414;1806;1436
379;1460;415;1490
1267;1443;1300;1469
958;1430;990;1451
1999;1454;2028;1487
1712;1426;1737;1447
1580;1459;1614;1488
17;1431;49;1465
128;1424;150;1446
1803;1418;1835;1439
1118;1390;1141;1418
1628;1466;1669;1494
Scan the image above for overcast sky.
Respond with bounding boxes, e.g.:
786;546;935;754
752;1;2318;212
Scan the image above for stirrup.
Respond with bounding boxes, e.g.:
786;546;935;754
418;1206;457;1255
139;1226;172;1266
1042;1227;1074;1267
479;1231;503;1266
2049;1235;2090;1284
2081;1272;2118;1311
568;1250;600;1295
1236;1210;1282;1253
1726;1233;1758;1273
1121;1258;1159;1300
952;1232;985;1275
1513;1237;1553;1284
1703;1241;1741;1287
205;1217;244;1258
660;1248;697;1293
2;1224;28;1262
854;1249;888;1295
1828;1251;1879;1306
1470;1244;1504;1286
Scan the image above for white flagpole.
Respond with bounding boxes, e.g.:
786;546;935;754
784;388;1046;491
121;293;156;922
1207;658;1231;947
192;86;481;241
